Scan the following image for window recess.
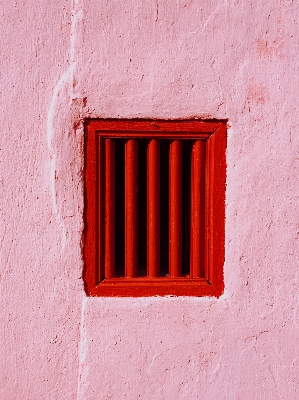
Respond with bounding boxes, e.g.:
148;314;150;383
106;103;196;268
84;119;226;297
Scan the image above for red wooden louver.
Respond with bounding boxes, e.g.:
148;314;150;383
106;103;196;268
84;119;227;297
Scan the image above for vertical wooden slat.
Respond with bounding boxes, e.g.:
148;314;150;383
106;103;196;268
169;140;182;277
147;139;160;277
190;140;205;277
125;139;138;277
97;135;104;283
104;139;115;279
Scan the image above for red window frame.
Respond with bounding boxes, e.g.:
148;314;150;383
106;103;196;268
84;119;226;297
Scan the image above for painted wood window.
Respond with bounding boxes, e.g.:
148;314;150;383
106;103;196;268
84;119;226;297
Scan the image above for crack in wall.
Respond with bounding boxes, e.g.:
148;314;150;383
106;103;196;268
46;0;83;249
77;296;89;400
47;66;74;249
46;0;87;396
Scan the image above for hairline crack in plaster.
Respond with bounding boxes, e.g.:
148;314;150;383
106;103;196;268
46;1;88;397
46;0;84;248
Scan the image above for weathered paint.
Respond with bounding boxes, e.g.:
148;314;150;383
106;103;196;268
1;0;299;398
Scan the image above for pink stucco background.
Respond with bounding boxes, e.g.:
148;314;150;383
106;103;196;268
1;1;299;398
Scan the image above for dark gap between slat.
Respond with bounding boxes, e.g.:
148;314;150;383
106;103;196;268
160;140;169;276
182;141;192;276
137;140;147;276
114;139;125;277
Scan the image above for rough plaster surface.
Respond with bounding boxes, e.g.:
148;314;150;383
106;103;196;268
1;0;299;399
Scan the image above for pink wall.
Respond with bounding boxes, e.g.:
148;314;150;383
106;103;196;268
1;0;299;398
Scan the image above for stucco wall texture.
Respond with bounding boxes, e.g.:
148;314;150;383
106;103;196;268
1;0;299;399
